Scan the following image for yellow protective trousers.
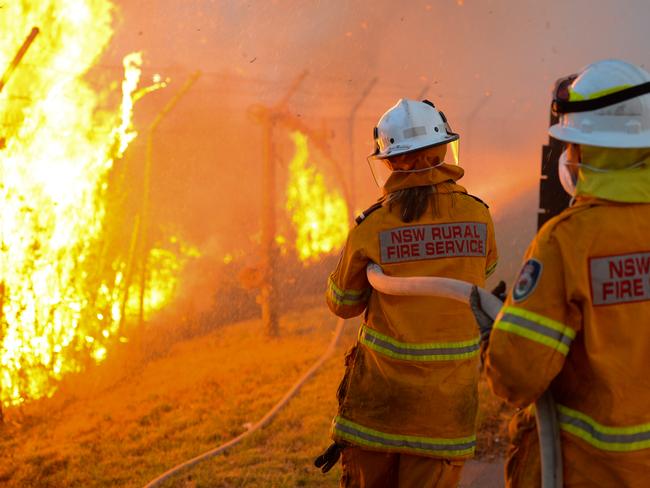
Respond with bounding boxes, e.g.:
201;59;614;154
340;446;464;488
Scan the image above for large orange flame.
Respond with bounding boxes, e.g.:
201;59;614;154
0;2;188;406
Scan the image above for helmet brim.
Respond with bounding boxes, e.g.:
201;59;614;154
371;133;460;160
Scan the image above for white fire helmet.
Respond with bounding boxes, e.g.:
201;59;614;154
549;59;650;148
367;98;460;186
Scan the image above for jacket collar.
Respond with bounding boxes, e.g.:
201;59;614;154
383;163;465;194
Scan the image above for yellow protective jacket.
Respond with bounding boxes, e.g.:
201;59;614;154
486;197;650;487
327;169;498;460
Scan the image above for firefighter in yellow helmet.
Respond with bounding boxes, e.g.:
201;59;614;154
314;98;498;487
474;59;650;487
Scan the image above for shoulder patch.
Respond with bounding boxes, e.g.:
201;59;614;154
590;251;650;306
355;202;383;225
512;258;543;302
464;193;489;208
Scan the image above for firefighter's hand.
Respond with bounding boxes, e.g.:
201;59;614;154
470;285;495;342
491;280;507;302
470;281;506;370
314;442;343;473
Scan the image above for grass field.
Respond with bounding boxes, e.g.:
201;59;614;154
0;301;511;487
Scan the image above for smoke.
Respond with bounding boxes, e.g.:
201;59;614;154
100;0;650;293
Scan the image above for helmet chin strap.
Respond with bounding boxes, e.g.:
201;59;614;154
388;161;445;175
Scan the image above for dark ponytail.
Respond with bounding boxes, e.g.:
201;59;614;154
386;186;438;223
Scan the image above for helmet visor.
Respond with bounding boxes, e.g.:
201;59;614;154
448;137;460;166
367;157;393;188
367;138;461;188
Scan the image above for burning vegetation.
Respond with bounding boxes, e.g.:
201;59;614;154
0;1;350;410
0;1;189;408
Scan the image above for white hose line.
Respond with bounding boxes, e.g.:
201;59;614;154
143;317;346;488
366;263;503;318
366;264;562;488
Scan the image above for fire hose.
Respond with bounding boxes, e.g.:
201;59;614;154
143;317;346;488
366;263;563;488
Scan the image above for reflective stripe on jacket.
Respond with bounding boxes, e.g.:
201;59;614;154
557;404;650;452
486;197;650;485
359;324;481;362
328;180;498;459
333;415;476;457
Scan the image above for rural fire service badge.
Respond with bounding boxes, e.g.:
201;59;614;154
513;258;543;302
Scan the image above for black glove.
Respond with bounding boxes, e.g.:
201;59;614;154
470;281;506;370
469;280;507;338
314;442;343;473
470;286;495;341
491;280;507;302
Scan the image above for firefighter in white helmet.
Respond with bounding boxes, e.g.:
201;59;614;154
473;59;650;487
315;98;498;487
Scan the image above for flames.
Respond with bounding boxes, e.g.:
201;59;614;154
285;131;348;262
0;2;188;406
0;3;348;408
